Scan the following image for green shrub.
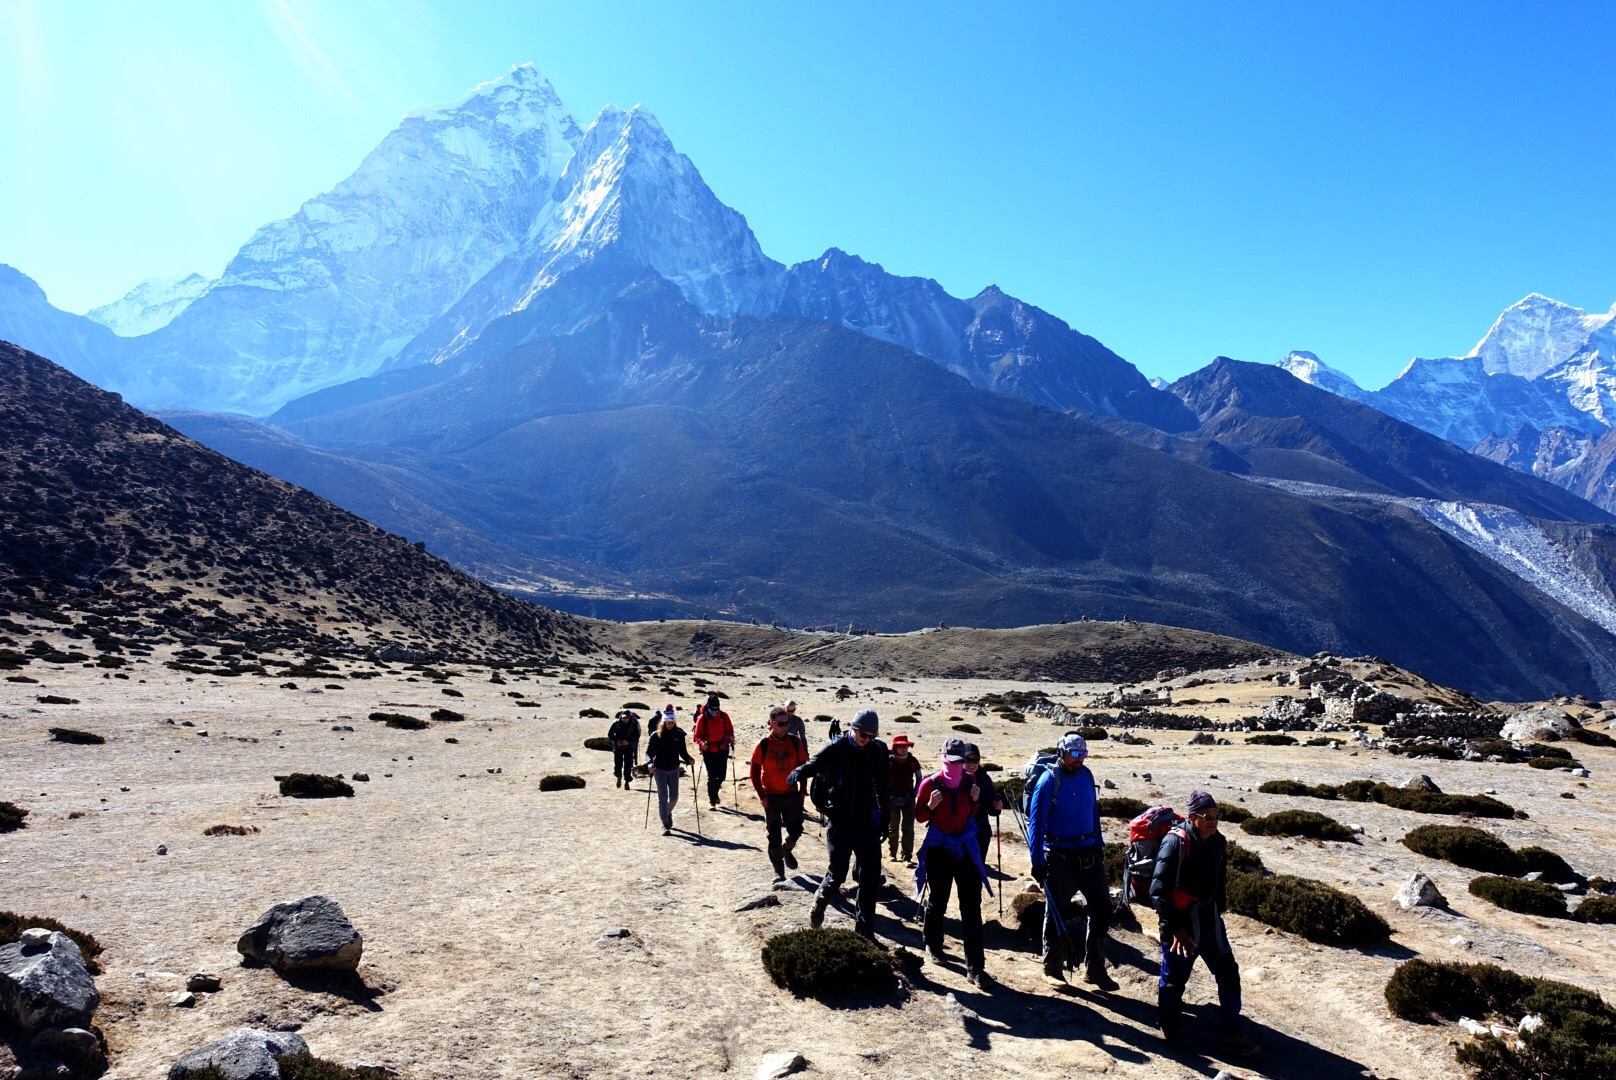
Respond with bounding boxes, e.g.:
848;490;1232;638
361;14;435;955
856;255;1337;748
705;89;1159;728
0;911;104;970
1376;786;1516;818
430;708;464;722
1402;825;1522;874
369;711;426;729
952;723;981;734
1572;726;1615;748
578;708;608;719
280;773;354;799
48;727;104;745
1226;872;1389;946
1468;875;1567;918
1572;896;1616;924
1305;736;1344;747
761;928;897;997
1257;779;1336;798
1247;733;1298;746
539;774;586;792
278;1052;393;1080
36;695;79;705
1241;809;1358;842
1098;797;1147;819
1226;841;1266;874
203;824;257;836
1383;959;1526;1022
622;701;650;711
1528;755;1582;770
0;801;26;832
1516;846;1577;883
1217;803;1252;825
583;737;614;752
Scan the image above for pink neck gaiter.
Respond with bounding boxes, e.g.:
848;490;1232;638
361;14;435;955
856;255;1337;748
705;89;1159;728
939;761;965;787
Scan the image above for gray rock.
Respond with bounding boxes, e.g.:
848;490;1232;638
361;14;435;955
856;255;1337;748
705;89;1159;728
237;895;363;973
18;930;51;950
1395;873;1447;910
1102;779;1117;790
1187;732;1216;745
1500;707;1576;742
170;990;196;1008
1403;774;1442;794
736;893;782;912
351;772;369;782
0;931;100;1033
187;973;222;993
167;1027;309;1080
756;1050;807;1079
27;1026;106;1077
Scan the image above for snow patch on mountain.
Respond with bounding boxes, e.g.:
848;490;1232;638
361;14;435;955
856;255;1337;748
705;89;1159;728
1469;293;1615;379
86;273;212;336
1276;350;1370;402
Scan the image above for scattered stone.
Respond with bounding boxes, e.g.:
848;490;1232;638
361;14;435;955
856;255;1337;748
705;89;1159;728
756;1050;807;1079
1517;1013;1544;1034
166;1027;309;1080
736;893;781;912
1403;774;1441;794
1457;1017;1489;1036
27;1026;106;1077
156;844;168;855
0;930;100;1033
187;973;221;993
351;773;369;782
1102;779;1117;790
1395;873;1447;910
170;990;196;1008
237;895;363;973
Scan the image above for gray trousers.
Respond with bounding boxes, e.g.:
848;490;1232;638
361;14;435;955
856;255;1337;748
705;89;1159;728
654;768;681;829
887;799;915;859
1043;846;1111;975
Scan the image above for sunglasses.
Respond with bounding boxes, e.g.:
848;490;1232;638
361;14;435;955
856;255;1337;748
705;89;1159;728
1191;812;1221;823
965;757;981;764
769;716;787;723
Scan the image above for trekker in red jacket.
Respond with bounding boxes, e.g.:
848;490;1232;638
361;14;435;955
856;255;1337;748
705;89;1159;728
915;736;993;987
693;693;734;809
750;705;810;880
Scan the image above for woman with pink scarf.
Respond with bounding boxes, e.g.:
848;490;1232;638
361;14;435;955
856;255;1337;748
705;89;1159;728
914;736;993;988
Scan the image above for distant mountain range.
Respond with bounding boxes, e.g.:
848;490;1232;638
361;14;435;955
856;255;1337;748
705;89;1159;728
5;63;1616;698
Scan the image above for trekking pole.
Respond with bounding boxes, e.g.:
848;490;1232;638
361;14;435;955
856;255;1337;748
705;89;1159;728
691;759;704;838
644;768;653;830
997;828;1004;920
730;750;739;809
1010;804;1074;958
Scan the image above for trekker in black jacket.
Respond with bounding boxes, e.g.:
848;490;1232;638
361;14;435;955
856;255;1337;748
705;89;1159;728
608;710;641;790
645;709;695;836
1150;789;1258;1058
790;708;890;940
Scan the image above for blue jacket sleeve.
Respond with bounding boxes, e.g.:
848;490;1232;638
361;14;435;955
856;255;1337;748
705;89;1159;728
1087;771;1103;847
1027;772;1049;867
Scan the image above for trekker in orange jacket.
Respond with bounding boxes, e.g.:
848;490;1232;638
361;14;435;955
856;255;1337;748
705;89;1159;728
693;694;734;809
750;704;810;880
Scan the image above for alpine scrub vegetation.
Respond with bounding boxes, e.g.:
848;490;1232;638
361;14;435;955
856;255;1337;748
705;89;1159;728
0;801;26;832
1240;809;1358;842
369;711;427;729
279;773;355;799
583;737;614;752
1467;875;1568;918
1097;797;1148;819
1255;778;1517;818
1402;825;1522;874
761;928;897;998
1572;896;1616;924
538;774;586;792
1226;872;1389;946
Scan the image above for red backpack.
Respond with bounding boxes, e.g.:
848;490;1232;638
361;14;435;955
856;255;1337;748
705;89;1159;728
1122;805;1183;903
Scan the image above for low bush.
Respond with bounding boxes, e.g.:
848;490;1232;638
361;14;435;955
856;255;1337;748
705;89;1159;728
1240;809;1358;842
761;928;897;997
1226;872;1389;946
1098;797;1147;819
1528;755;1583;770
0;911;104;970
203;823;258;836
1077;726;1108;740
1247;733;1298;746
0;801;26;832
1009;889;1046;938
49;727;104;745
578;708;608;719
430;708;465;722
1305;736;1344;747
1385;959;1616;1079
369;711;426;729
1217;803;1253;825
278;1052;393;1080
280;773;354;799
583;737;614;752
1402;824;1522;874
36;695;79;705
1226;840;1266;874
539;774;586;792
1516;846;1577;883
622;701;650;711
1572;896;1616;923
1377;786;1516;818
1257;779;1335;798
1572;726;1615;748
952;723;981;734
1468;875;1567;918
997;775;1026;807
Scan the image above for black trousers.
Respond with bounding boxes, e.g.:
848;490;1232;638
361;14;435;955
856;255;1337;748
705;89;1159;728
702;750;728;804
764;792;805;874
923;844;985;973
1042;846;1111;975
817;818;884;934
613;741;638;784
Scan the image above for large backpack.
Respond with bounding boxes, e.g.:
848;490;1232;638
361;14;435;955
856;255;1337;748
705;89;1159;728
1018;750;1064;820
1122;805;1183;903
809;770;835;814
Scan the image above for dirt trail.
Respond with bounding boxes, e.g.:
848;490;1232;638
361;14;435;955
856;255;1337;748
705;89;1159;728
3;648;1611;1079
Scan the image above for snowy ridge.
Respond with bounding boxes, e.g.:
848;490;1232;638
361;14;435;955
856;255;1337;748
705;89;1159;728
86;273;212;336
1276;350;1369;402
1468;293;1615;379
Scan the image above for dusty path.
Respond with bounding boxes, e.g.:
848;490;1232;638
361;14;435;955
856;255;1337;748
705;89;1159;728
3;646;1611;1079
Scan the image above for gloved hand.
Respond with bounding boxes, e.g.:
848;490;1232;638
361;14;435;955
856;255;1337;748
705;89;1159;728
1032;864;1048;886
787;767;802;787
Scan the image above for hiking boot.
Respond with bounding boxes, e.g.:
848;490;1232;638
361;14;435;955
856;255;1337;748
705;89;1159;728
783;849;798;870
662;828;672;836
926;942;946;965
854;920;875;942
966;968;990;989
772;864;786;882
1083;966;1119;992
809;898;827;929
1220;1031;1260;1058
1042;965;1067;987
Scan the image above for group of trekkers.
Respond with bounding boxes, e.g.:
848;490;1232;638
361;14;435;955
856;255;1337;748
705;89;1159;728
604;700;1258;1058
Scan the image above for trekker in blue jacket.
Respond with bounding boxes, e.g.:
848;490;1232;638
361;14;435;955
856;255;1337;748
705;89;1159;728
1028;731;1116;990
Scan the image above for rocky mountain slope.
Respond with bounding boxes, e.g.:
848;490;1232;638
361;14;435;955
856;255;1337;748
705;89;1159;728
0;341;592;658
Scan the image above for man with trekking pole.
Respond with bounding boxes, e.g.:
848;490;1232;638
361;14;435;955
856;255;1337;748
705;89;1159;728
790;709;890;941
750;705;810;880
1027;732;1116;991
693;693;733;810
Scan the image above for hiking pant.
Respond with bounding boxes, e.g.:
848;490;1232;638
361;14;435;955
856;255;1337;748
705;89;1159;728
764;792;805;876
923;845;986;974
613;741;638;785
702;750;728;805
1158;906;1241;1035
1042;846;1110;976
654;767;681;830
887;798;915;860
817;819;884;936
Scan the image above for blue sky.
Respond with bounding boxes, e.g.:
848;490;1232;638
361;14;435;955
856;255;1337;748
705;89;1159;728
2;0;1613;388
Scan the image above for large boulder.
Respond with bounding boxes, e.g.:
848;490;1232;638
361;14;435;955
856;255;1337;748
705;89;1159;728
1500;707;1577;742
167;1028;309;1080
237;895;362;973
0;930;99;1033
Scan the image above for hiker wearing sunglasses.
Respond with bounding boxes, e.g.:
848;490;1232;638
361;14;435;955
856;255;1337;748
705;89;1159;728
790;709;890;940
750;705;810;880
1150;789;1259;1058
1027;731;1115;990
963;743;1003;863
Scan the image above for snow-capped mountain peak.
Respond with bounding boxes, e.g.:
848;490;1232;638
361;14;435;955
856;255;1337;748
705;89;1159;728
1468;292;1615;379
1275;350;1369;401
85;273;212;337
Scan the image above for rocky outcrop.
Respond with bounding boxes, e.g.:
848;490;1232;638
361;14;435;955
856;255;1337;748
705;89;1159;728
237;895;363;974
0;930;99;1033
167;1028;309;1080
1385;708;1502;740
1499;706;1577;742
